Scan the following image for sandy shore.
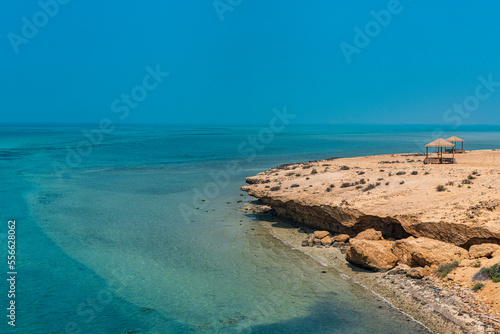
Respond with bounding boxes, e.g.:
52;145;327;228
242;202;500;333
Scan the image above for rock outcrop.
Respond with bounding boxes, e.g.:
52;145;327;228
241;151;500;248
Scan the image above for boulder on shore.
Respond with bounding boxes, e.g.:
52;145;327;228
333;234;350;243
469;243;500;259
321;236;332;246
314;231;330;239
345;239;398;272
353;228;383;241
392;237;469;267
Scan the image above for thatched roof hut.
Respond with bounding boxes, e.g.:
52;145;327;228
424;138;455;164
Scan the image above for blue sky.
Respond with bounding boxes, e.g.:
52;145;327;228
1;1;500;125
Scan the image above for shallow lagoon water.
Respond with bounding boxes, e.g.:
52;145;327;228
3;125;500;333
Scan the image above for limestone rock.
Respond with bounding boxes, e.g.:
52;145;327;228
314;231;330;239
321;236;332;246
241;151;500;249
345;239;398;272
333;234;350;243
386;264;411;275
392;237;469;267
469;243;500;259
313;238;322;245
406;267;424;279
354;228;383;241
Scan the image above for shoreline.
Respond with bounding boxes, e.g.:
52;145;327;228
240;150;500;334
244;202;496;333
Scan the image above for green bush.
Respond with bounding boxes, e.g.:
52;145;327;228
340;182;352;188
472;283;485;292
436;260;459;278
472;260;481;268
340;165;350;170
311;169;318;174
481;263;500;283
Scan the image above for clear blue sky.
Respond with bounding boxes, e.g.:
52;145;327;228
1;1;500;125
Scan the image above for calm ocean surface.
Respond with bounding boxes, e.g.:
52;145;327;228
2;124;499;333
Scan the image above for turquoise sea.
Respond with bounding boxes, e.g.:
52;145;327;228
2;124;500;333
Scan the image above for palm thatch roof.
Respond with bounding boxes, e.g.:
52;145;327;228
446;136;465;142
425;138;455;147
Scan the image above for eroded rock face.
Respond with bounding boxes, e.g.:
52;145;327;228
241;151;500;248
345;239;398;272
353;228;383;241
256;196;412;240
469;243;500;259
392;237;469;267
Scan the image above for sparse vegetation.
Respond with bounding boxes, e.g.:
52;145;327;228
472;283;485;292
357;171;365;175
424;171;430;175
291;184;300;188
311;169;318;175
480;263;500;283
411;171;418;175
472;260;481;268
436;185;446;192
468;174;476;180
446;181;454;186
340;166;350;170
385;181;390;185
285;172;295;176
399;181;405;185
340;182;353;188
359;178;366;184
462;179;472;185
355;185;363;189
270;186;281;191
363;182;381;192
436;260;459;278
396;171;406;175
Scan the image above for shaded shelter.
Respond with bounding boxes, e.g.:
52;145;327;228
446;136;465;153
424;138;455;164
